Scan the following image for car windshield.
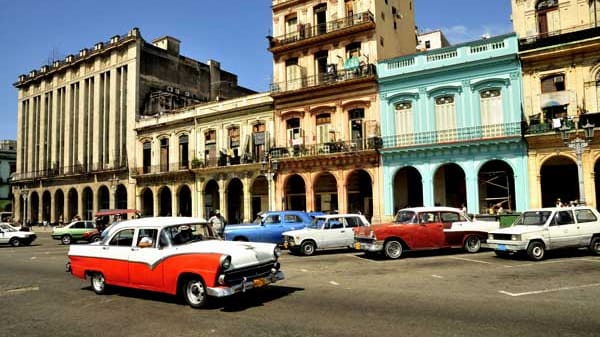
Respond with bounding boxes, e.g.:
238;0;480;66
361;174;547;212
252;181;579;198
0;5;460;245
0;224;16;232
394;211;418;224
308;218;326;229
159;223;214;247
253;215;264;225
514;211;552;226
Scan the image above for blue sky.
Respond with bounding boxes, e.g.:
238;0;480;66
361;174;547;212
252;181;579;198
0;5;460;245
0;0;512;140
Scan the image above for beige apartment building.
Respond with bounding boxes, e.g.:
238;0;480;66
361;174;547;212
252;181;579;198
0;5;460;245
132;93;274;224
512;0;600;207
12;28;254;225
268;0;416;222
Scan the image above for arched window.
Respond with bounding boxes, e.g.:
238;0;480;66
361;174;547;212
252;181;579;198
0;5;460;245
480;89;503;136
178;134;188;169
394;101;414;145
536;0;559;36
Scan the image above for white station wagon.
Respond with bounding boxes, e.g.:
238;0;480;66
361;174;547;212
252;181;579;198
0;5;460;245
487;206;600;260
282;214;370;256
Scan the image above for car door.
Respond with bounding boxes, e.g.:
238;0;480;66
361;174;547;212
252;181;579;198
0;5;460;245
101;228;134;285
548;210;577;248
415;212;445;248
440;211;463;246
261;214;283;243
321;217;346;248
128;228;164;289
340;216;361;247
0;227;7;244
574;208;598;246
71;221;87;240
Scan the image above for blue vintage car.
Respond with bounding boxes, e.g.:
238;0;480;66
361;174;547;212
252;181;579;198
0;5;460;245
224;211;321;244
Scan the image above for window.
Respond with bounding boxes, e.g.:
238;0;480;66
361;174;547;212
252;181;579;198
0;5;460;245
252;122;266;162
160;138;169;172
440;212;460;222
480;89;503;130
285;15;298;36
425;40;431;49
345;216;360;228
228;127;240;158
591;0;600;26
285;58;301;90
536;0;559;36
264;215;280;224
554;211;574;226
575;209;598;223
137;228;158;248
204;130;216;165
109;229;134;246
394;101;414;145
287;118;302;145
435;95;456;139
541;74;565;93
349;108;365;145
72;221;84;229
179;135;189;169
143;141;151;173
284;214;301;222
316;113;332;143
85;221;95;229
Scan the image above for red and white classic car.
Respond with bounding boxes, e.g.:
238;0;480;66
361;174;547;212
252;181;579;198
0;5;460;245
66;217;284;308
354;206;499;259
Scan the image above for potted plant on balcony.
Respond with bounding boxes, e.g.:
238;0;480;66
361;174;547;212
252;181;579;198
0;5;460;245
191;157;202;169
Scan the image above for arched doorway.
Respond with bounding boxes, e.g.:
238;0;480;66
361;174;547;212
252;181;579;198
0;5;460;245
541;155;577;207
54;189;64;225
30;192;39;225
393;166;423;212
347;170;373;219
67;188;78;221
158;186;172;216
227;179;243;224
250;176;268;218
115;184;127;209
82;187;93;220
433;163;466;208
313;172;338;213
42;191;51;224
141;188;154;217
284;174;306;211
98;186;109;211
478;160;516;213
204;180;219;216
178;185;192;216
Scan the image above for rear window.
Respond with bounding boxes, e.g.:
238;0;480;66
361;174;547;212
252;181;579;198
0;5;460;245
575;209;597;223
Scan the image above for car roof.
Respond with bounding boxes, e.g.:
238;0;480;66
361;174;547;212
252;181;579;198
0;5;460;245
107;217;207;230
314;214;364;219
397;206;462;213
522;206;593;212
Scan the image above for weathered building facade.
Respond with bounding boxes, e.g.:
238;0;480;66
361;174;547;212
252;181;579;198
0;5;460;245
512;0;600;207
12;28;254;224
268;0;416;222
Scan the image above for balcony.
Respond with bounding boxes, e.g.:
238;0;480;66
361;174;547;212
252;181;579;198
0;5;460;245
380;122;522;149
519;24;600;51
525;112;600;135
270;63;375;95
268;11;374;53
131;155;262;176
268;137;382;160
11;159;128;182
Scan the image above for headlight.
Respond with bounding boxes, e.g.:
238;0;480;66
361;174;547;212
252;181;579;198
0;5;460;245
220;255;231;270
511;234;520;241
274;247;282;258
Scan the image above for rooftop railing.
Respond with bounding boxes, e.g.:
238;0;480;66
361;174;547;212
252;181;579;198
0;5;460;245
519;24;600;51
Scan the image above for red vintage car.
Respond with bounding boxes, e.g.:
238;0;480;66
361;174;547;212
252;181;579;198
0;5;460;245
67;217;284;308
354;207;499;259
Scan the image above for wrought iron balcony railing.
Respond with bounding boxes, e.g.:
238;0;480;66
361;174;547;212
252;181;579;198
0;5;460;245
11;159;128;182
131;155;262;176
268;11;374;49
270;64;375;94
269;137;382;160
519;24;600;51
380;122;522;149
525;112;600;135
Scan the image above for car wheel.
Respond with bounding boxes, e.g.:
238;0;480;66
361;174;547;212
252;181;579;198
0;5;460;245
589;236;600;255
90;272;106;294
183;277;208;309
61;235;72;245
494;250;510;258
384;240;403;259
526;241;545;261
9;237;21;247
300;241;316;256
463;235;481;253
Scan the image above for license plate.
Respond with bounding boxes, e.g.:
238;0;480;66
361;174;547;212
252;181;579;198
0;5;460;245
498;244;507;251
354;242;361;250
253;278;266;288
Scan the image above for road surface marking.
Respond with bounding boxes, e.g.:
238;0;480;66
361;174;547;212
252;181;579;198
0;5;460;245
329;281;339;286
499;283;600;297
431;275;444;279
1;286;40;296
449;256;493;264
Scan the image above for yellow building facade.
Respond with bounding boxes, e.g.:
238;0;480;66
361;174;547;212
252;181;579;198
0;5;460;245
512;0;600;207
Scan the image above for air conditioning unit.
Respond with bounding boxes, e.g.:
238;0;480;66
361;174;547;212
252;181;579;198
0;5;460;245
554;75;564;83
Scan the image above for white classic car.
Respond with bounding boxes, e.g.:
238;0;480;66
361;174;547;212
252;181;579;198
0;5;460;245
0;223;37;247
282;214;370;256
66;217;284;308
487;206;600;260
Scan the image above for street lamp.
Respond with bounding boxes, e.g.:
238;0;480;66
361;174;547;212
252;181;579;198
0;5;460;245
557;118;595;205
21;187;29;227
261;156;279;210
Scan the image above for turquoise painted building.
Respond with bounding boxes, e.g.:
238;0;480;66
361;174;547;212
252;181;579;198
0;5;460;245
377;33;528;217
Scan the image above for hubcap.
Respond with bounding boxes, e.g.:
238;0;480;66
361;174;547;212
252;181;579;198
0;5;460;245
188;282;204;304
533;246;542;257
387;242;401;258
93;275;104;291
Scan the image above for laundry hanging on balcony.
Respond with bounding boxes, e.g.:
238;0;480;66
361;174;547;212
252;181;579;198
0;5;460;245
344;56;360;70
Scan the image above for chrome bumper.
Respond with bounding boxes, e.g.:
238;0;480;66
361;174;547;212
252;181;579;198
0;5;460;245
354;240;384;252
206;271;285;297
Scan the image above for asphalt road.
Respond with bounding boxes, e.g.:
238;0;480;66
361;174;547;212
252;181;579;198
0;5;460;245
2;232;600;337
